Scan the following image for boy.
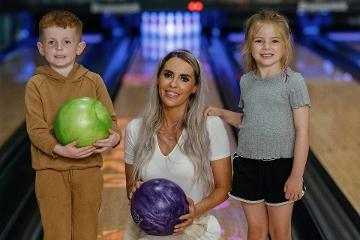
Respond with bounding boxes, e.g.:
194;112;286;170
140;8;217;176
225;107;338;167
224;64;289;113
25;10;121;240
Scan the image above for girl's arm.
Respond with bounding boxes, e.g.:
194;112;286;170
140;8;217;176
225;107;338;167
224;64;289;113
284;106;310;200
205;106;243;128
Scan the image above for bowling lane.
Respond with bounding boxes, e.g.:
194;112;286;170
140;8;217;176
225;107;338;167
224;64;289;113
294;44;360;216
346;42;360;52
228;37;360;215
98;41;245;239
0;48;44;146
327;31;360;53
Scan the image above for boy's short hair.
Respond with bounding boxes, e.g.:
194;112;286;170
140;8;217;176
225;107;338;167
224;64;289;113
39;10;83;41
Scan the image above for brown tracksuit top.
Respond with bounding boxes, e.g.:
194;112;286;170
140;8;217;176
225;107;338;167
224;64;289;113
25;63;120;171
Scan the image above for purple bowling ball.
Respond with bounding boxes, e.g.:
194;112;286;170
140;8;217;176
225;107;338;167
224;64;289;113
130;178;189;236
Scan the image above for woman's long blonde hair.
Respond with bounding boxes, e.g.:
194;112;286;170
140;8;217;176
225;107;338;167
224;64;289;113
242;10;294;73
130;50;214;197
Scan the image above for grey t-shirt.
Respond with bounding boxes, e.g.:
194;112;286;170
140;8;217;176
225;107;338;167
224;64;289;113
237;68;310;160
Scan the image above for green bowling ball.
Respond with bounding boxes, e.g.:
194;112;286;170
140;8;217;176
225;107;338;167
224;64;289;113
54;97;112;147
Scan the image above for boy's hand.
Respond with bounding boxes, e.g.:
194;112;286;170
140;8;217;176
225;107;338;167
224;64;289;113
204;106;222;117
93;129;121;153
53;141;96;159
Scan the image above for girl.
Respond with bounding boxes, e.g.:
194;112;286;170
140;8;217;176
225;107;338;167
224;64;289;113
124;50;232;239
206;10;310;240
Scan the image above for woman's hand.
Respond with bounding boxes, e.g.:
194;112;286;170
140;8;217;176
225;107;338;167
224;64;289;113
94;129;120;153
284;175;304;201
173;197;195;235
128;180;144;200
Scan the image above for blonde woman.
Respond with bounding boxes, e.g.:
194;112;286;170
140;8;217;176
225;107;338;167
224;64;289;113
124;50;232;240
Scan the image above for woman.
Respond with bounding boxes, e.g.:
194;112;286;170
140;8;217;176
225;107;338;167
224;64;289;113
124;50;232;239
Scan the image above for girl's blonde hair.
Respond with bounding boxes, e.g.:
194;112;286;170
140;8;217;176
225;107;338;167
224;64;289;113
242;10;294;73
130;50;214;197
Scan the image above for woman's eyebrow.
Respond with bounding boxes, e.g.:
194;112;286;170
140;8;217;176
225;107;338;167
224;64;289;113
179;73;191;78
162;68;193;80
163;69;191;77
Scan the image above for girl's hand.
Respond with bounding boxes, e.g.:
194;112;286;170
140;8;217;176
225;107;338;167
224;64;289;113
173;197;195;235
204;106;222;117
53;141;96;159
284;175;304;201
94;129;120;153
128;181;144;200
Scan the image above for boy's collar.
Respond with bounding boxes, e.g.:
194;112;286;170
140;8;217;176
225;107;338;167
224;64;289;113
36;63;88;82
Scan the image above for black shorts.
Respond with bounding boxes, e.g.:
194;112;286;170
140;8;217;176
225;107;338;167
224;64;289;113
229;154;303;205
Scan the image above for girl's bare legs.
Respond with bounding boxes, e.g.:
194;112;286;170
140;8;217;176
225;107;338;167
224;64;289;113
267;203;293;240
242;202;269;240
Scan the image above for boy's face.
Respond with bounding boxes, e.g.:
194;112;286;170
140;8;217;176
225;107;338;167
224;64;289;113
37;26;85;72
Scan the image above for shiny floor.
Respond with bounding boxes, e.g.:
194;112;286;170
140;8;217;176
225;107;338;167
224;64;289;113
0;37;359;239
295;45;360;215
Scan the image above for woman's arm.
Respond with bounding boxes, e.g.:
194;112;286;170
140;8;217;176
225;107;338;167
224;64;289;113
284;106;310;200
174;156;232;233
194;157;232;216
124;120;139;200
125;163;134;200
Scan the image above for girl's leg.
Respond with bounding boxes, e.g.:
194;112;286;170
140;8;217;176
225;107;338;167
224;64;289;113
242;202;269;240
267;203;293;240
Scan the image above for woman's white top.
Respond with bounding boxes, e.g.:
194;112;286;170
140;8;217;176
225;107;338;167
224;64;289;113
124;116;230;203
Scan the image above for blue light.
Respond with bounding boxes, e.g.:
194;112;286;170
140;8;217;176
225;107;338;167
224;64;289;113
100;12;124;37
140;11;202;60
303;26;319;35
327;32;360;42
82;33;103;44
227;32;245;43
212;27;221;37
112;28;124;37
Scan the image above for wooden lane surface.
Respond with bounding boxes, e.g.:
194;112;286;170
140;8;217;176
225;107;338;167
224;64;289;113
307;80;360;214
295;44;360;214
0;49;44;146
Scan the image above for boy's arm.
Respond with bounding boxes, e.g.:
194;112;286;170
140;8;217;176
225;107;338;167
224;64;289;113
25;80;58;157
205;106;243;128
94;74;121;147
